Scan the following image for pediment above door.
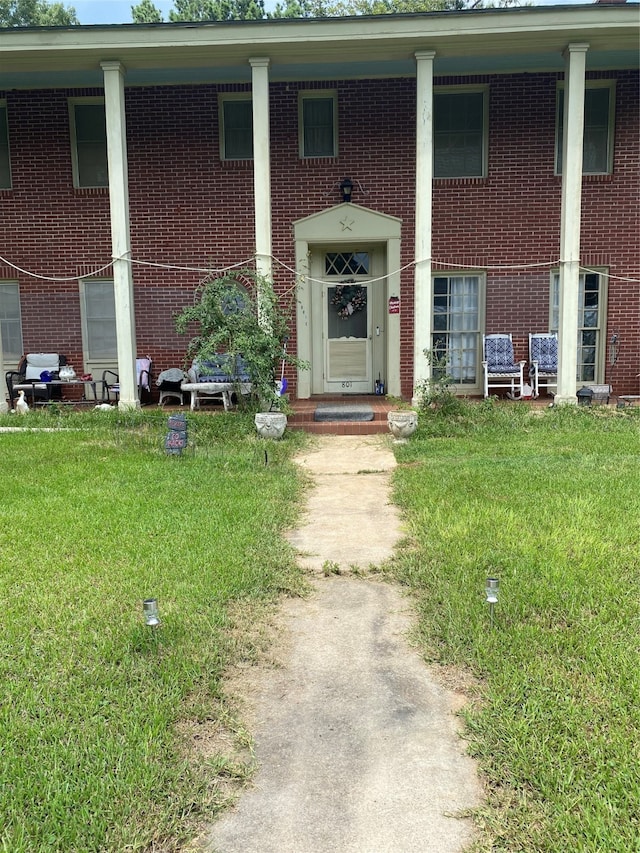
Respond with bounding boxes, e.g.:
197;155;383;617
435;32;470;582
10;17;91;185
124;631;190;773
293;203;402;242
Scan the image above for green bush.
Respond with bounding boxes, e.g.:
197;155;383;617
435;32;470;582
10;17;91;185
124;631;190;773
175;269;307;411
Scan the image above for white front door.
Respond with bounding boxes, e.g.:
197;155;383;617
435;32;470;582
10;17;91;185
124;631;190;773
323;280;372;393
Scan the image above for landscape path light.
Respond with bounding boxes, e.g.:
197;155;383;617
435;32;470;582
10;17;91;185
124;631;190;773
143;598;161;627
485;577;499;627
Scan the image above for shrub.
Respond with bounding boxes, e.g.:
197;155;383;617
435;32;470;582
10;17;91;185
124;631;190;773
175;269;307;411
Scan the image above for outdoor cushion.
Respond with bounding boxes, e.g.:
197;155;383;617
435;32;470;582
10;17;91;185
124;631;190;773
190;355;251;383
531;336;558;371
156;368;185;387
485;337;520;373
24;353;60;381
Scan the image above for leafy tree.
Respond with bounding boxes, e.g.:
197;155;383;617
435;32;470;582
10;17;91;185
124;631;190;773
132;0;515;22
132;0;266;20
131;0;163;22
269;0;322;17
0;0;78;25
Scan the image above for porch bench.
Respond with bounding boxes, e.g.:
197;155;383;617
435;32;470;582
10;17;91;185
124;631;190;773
181;356;252;411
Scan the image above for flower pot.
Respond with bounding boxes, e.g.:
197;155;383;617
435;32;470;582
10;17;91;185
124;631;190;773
254;411;287;440
387;410;418;442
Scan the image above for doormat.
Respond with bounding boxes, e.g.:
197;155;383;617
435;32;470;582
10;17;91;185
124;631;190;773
314;404;374;422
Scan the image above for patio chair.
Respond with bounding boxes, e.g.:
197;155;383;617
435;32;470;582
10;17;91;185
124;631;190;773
156;367;187;406
529;332;558;398
102;357;152;404
6;353;67;407
482;334;525;399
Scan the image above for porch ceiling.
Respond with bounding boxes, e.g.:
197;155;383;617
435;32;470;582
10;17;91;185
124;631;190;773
0;5;637;90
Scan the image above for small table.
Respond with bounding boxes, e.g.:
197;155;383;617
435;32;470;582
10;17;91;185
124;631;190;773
13;379;105;407
618;395;640;407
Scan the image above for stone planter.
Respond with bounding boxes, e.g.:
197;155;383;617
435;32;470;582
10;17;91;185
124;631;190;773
254;411;287;440
387;410;418;442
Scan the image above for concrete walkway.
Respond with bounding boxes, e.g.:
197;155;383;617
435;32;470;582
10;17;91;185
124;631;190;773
206;435;482;853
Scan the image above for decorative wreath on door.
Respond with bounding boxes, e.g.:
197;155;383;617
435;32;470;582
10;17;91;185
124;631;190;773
331;279;367;319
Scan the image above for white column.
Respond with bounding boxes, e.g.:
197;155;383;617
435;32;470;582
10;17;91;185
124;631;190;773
413;50;435;405
556;43;589;405
250;57;272;287
101;60;138;410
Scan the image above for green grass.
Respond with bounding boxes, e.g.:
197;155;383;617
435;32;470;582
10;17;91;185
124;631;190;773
3;403;640;851
388;402;640;852
0;408;309;852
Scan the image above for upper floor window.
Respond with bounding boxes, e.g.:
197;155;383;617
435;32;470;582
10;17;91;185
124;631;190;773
0;282;24;360
69;99;108;188
0;102;11;189
219;96;253;161
299;91;337;158
556;82;615;175
434;89;487;179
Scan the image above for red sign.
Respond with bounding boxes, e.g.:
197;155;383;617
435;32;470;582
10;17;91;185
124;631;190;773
388;296;400;314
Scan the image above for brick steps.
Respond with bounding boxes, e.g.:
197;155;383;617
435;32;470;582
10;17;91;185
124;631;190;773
287;396;395;436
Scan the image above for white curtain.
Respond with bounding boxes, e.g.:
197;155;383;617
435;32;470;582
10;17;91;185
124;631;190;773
448;276;478;382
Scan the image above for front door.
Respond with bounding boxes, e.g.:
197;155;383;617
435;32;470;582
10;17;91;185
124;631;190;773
323;279;371;393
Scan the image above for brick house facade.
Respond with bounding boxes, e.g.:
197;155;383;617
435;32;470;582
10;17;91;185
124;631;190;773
1;6;638;405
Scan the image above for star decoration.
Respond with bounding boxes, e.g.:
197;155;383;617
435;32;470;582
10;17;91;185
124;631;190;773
340;216;355;231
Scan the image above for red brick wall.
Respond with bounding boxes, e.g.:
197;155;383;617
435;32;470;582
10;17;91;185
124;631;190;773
1;69;638;399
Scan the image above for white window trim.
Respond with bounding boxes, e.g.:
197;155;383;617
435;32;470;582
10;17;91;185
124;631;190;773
431;270;487;394
68;97;107;189
298;90;338;159
0;100;11;190
433;85;489;180
0;281;23;365
555;80;616;176
550;267;609;383
218;93;253;162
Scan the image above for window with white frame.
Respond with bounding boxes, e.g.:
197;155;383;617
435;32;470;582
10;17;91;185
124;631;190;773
0;102;11;189
432;274;484;385
299;91;337;158
556;82;615;175
0;282;23;360
69;99;108;188
551;270;608;382
434;88;487;179
80;279;117;362
219;96;253;160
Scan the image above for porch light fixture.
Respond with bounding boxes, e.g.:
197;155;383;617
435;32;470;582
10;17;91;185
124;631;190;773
143;598;160;627
485;577;499;627
340;177;354;202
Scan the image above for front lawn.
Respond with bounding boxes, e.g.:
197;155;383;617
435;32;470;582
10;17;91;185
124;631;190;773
0;409;308;852
388;402;640;852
